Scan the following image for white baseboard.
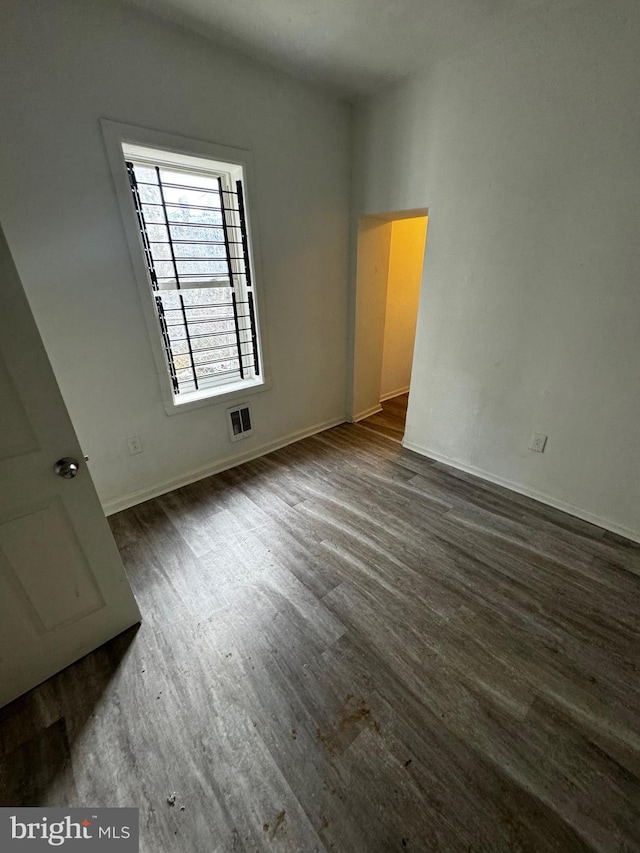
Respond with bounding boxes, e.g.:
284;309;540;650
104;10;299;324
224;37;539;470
380;386;410;402
349;404;383;423
402;439;640;545
103;415;346;516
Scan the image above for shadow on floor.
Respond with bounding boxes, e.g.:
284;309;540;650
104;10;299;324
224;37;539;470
0;624;140;807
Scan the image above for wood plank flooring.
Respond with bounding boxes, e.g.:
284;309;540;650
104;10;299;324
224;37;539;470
1;422;640;851
358;393;408;443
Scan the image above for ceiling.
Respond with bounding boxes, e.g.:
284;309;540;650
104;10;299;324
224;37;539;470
119;0;567;97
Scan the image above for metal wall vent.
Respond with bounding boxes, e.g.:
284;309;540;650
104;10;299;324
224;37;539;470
227;403;253;442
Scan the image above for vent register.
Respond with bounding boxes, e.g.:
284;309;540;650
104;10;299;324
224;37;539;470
227;404;253;441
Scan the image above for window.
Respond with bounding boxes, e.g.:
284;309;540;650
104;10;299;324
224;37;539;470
102;122;266;413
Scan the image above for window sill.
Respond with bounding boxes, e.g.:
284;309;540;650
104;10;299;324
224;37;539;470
162;376;270;416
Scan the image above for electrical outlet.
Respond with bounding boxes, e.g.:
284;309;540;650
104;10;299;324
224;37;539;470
127;435;143;455
529;433;548;453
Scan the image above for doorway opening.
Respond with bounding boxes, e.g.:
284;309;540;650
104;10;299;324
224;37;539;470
351;209;428;443
358;392;410;443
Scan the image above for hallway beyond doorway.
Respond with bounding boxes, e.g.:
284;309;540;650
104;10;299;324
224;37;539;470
351;211;427;423
358;393;408;443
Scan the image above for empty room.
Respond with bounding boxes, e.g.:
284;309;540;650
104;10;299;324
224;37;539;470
0;0;639;850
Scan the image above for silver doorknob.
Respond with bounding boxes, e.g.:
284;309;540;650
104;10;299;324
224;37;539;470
54;457;80;479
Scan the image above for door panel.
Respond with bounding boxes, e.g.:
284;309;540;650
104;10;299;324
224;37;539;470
0;223;140;708
0;366;40;460
0;498;105;633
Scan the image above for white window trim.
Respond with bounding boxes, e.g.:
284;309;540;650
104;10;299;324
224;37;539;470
101;119;271;416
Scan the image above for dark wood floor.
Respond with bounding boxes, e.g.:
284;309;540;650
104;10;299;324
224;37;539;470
1;421;640;851
358;393;408;443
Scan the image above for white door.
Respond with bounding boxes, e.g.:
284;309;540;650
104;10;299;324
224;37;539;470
0;224;141;708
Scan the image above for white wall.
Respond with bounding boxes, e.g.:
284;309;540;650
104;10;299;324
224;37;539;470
353;0;640;540
352;218;392;420
0;0;351;512
380;217;427;399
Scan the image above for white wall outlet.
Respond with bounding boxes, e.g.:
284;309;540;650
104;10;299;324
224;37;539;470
529;433;548;453
127;435;143;455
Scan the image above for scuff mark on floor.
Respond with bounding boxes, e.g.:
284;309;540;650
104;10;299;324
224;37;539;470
315;696;380;754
